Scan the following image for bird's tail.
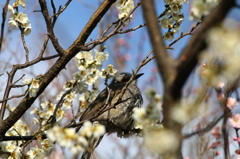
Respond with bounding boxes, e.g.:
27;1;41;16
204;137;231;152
81;135;104;159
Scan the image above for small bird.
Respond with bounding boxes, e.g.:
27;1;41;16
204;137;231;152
79;72;143;159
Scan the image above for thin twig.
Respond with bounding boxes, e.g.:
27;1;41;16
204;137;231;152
167;21;201;48
20;29;30;62
11;74;25;86
84;2;141;49
183;114;224;138
50;0;72;19
0;89;28;103
48;81;77;126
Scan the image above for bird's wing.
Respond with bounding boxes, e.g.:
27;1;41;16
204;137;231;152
80;83;125;121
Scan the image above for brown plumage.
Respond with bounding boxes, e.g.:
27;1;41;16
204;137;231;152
79;72;143;159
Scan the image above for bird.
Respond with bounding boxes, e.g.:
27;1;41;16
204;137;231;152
78;72;143;159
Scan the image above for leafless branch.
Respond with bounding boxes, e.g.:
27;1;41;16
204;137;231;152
39;0;66;55
20;29;29;62
167;21;201;48
50;0;73;19
11;74;25;86
84;2;141;50
0;0;11;54
183;114;224;138
142;0;175;86
0;89;28;103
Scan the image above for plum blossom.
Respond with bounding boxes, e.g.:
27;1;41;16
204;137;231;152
229;114;240;129
116;0;134;25
227;97;238;110
94;49;109;65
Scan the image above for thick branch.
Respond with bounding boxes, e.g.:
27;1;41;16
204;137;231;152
141;0;175;86
68;0;117;53
172;0;236;100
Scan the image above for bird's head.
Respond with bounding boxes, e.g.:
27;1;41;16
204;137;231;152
110;72;144;84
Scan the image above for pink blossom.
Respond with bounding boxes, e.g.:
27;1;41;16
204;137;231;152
217;81;225;89
124;53;132;61
65;110;73;119
217;93;225;101
227;97;238;110
233;136;238;141
117;38;126;46
215;151;221;156
229;114;240;129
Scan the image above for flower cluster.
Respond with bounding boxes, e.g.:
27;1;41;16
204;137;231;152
206;127;222;157
47;121;105;154
133;88;162;129
72;49;117;109
56;90;77;110
80;121;106;139
73;49;117;87
6;120;29;136
25;139;52;159
30;101;65;125
22;77;40;97
200;24;240;86
0;141;21;159
116;0;134;25
133;88;178;155
190;0;220;20
8;0;32;36
99;64;118;79
78;89;99;109
0;120;53;159
160;0;189;41
47;125;87;154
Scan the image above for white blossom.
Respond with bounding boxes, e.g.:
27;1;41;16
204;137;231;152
17;0;27;8
23;20;32;36
22;78;32;85
190;0;219;20
15;12;28;24
8;19;18;29
29;87;38;97
8;5;15;15
164;31;174;41
144;128;179;155
116;0;134;25
94;49;109;65
92;123;106;138
160;16;174;29
133;107;147;122
80;121;93;138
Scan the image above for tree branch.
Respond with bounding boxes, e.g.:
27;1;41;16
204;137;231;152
0;0;10;54
141;0;175;86
39;0;66;55
172;0;236;100
68;0;117;53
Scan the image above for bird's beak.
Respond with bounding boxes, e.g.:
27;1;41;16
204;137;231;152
135;73;144;79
